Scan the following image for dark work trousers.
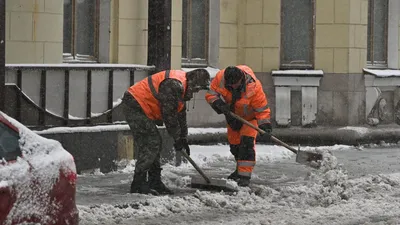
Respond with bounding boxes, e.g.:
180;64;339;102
121;91;163;175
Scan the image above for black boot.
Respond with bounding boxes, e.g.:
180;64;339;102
148;168;174;195
227;169;240;181
130;172;154;194
238;176;250;187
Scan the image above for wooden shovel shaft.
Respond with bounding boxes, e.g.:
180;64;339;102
180;150;211;183
229;112;298;154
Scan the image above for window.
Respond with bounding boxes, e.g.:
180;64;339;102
367;0;388;67
281;0;315;69
182;0;209;67
63;0;100;62
0;123;21;161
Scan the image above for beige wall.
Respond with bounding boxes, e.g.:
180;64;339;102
219;0;238;68
240;0;280;72
220;0;281;71
111;0;148;64
315;0;368;74
171;0;182;69
110;0;182;68
398;15;400;68
5;0;63;64
3;0;396;74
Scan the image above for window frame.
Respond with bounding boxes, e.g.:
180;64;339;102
0;120;21;162
63;0;101;63
367;0;389;68
279;0;316;70
181;0;210;68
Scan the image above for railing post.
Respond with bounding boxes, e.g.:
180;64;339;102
16;70;22;121
39;70;46;125
0;0;5;111
107;70;114;123
86;70;92;125
63;70;70;125
129;69;135;85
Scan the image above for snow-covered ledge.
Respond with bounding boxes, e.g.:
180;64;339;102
363;68;400;125
272;70;324;127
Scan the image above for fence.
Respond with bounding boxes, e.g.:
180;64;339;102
3;64;156;129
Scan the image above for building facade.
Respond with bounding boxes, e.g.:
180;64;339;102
4;0;400;127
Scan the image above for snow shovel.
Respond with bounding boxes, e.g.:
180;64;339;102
179;150;238;192
229;112;323;169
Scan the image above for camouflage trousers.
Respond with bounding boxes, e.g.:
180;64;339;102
121;92;162;174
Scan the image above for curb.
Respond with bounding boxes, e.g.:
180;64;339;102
187;125;400;146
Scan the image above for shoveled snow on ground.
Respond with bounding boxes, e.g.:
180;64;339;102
77;144;400;225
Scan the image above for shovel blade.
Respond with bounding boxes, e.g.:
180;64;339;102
190;176;238;192
295;150;323;169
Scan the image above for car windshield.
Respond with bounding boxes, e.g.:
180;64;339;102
0;122;21;161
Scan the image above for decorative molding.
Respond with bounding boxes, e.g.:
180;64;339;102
364;69;400;126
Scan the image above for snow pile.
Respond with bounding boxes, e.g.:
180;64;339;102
188;127;226;134
290;151;351;207
338;126;369;135
0;112;76;224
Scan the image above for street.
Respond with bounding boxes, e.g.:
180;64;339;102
76;144;400;225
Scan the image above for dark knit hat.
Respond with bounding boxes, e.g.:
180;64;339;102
224;66;244;85
186;68;211;90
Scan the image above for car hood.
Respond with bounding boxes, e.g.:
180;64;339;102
0;112;76;224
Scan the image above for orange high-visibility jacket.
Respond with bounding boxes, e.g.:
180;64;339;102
205;65;270;125
128;70;187;120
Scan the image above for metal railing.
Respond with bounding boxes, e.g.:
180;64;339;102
3;64;156;128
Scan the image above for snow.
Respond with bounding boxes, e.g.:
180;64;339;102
35;124;131;134
11;119;400;224
364;68;400;77
67;98;122;120
35;126;227;135
182;67;220;78
187;127;226;134
0;112;76;224
113;98;122;107
6;63;155;70
338;126;369;135
0;180;8;188
79;143;397;224
272;70;324;76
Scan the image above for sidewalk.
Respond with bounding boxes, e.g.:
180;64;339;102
187;124;400;146
34;123;400;173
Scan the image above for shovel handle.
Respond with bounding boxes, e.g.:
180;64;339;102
228;112;298;154
180;149;211;183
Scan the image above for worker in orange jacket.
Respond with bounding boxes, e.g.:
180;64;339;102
122;68;210;195
205;65;271;187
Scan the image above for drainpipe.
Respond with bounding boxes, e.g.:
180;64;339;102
147;0;171;73
0;0;5;111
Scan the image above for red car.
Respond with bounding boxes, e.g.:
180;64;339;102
0;111;79;225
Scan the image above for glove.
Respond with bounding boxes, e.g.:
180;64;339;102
225;114;243;131
211;99;231;114
259;123;272;136
174;138;190;156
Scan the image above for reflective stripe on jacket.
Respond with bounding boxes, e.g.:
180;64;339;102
205;65;271;125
